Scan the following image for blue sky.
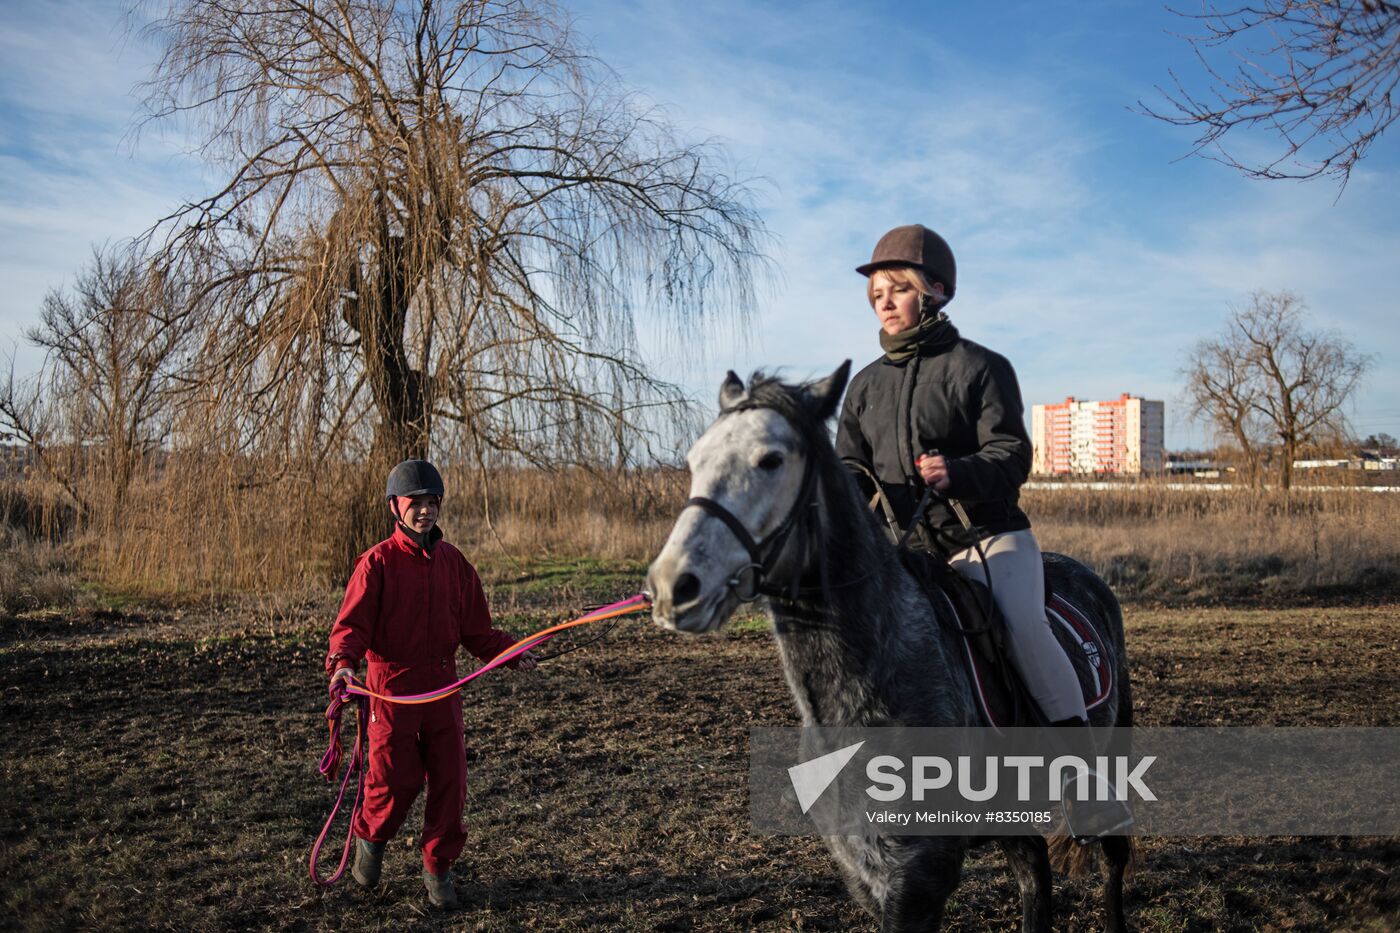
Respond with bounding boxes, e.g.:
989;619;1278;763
3;0;1397;450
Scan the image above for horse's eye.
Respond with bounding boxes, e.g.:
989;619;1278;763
758;452;784;471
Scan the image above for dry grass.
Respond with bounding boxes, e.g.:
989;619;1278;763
1023;485;1400;602
0;528;80;617
3;464;1398;605
0;462;690;596
455;467;689;564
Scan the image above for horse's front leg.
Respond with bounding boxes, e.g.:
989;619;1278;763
880;840;965;933
998;835;1052;933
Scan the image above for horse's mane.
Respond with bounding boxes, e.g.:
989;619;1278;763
739;372;839;463
739;372;894;625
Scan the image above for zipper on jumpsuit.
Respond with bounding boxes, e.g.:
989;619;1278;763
422;542;454;683
371;538;436;723
425;542;442;682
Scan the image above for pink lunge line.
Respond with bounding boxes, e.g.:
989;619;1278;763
341;593;651;705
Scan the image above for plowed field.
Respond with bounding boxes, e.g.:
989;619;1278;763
3;583;1397;931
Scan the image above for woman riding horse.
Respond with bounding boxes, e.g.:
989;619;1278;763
836;223;1130;839
647;361;1135;931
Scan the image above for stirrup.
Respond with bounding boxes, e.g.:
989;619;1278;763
1061;772;1133;843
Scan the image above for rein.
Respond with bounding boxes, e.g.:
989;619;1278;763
308;592;652;887
685;452;818;602
686;405;997;638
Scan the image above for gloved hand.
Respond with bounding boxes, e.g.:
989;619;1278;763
330;666;358;690
510;650;539;672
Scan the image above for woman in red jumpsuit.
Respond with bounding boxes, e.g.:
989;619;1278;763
326;459;536;909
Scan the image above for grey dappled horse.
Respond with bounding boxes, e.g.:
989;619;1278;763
647;364;1132;933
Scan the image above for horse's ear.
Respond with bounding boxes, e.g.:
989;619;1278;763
718;370;747;411
805;360;852;421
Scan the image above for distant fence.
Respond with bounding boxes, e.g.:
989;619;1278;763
1025;482;1400;493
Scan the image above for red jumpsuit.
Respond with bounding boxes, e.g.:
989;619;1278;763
326;526;516;876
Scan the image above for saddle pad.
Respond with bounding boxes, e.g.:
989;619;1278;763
946;590;1114;730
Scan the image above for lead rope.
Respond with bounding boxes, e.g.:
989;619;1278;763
308;593;652;887
309;683;368;887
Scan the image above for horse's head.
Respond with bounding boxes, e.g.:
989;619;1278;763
647;362;851;633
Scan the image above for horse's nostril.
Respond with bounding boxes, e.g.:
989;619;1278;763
673;572;701;607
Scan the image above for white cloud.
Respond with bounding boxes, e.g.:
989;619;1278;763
586;0;1399;449
3;0;1395;452
0;0;207;372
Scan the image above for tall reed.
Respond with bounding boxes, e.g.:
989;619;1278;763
3;464;1396;601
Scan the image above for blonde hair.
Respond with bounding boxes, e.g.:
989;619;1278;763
866;266;943;307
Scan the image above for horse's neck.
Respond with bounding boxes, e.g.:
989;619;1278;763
766;494;976;729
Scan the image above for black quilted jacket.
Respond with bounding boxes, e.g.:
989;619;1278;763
835;322;1033;556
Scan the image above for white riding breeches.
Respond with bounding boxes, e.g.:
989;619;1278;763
947;529;1088;723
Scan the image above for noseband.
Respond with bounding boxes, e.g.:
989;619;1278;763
684;422;819;602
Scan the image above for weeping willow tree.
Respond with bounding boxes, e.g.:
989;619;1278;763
140;0;767;488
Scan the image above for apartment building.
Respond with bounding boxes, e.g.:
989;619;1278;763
1031;393;1165;475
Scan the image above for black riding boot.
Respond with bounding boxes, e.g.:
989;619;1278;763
1049;717;1134;843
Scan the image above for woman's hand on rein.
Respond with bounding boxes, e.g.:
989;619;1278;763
916;453;952;492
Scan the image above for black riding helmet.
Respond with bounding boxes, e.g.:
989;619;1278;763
385;459;445;501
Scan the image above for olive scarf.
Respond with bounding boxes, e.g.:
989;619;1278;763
878;311;956;363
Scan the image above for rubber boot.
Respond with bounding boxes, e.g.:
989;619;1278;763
351;837;385;888
1049;717;1134;844
423;869;460;910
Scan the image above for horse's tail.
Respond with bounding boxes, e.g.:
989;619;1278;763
1048;833;1138;879
1047;834;1092;877
1050;681;1141;878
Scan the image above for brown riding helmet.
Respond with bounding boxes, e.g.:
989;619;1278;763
855;224;957;298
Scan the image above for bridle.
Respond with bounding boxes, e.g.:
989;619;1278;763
684;412;820;602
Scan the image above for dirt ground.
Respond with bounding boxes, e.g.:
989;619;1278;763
2;576;1398;932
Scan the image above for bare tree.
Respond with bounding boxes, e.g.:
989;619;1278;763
139;0;766;480
1143;1;1400;186
1181;332;1268;486
1361;431;1398;448
0;351;87;514
6;244;200;518
1182;290;1371;488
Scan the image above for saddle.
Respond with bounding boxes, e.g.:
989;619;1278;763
899;550;1113;730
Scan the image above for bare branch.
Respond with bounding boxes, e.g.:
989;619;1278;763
1142;1;1400;186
